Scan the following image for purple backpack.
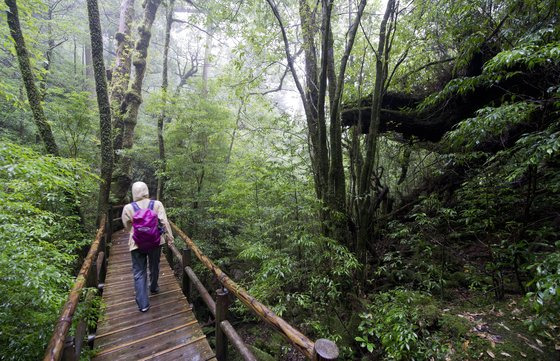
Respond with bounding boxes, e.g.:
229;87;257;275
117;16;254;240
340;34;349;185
131;200;161;251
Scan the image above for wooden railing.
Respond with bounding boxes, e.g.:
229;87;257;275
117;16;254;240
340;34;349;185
167;222;339;361
43;214;111;361
43;206;338;361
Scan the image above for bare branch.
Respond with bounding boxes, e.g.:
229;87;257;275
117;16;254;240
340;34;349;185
265;0;307;107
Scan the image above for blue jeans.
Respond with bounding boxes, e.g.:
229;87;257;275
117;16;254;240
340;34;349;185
131;246;161;310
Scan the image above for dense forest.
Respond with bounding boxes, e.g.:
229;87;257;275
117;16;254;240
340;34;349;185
0;0;559;359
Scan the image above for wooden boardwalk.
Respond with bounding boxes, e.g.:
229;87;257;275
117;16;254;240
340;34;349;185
93;230;216;361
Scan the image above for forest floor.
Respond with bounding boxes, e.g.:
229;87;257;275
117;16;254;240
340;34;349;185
230;291;559;361
442;293;558;361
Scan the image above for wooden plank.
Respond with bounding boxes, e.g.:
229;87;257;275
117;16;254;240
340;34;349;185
92;229;215;361
104;271;174;285
95;321;197;355
104;289;179;308
96;313;196;350
101;293;185;318
102;277;178;300
105;284;181;304
105;259;170;278
138;336;215;361
97;301;190;332
94;315;197;355
93;321;202;361
96;305;191;340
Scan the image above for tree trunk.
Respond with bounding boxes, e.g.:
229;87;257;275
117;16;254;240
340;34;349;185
326;0;367;242
201;17;214;95
41;4;54;100
86;0;114;219
226;98;245;165
111;0;135;152
157;0;174;201
356;0;396;275
268;0;367;244
5;0;59;156
112;0;162;203
297;0;322;199
85;43;93;79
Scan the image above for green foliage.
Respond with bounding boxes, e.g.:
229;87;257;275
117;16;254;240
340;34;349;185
484;28;560;73
0;141;96;360
377;196;459;294
419;27;559;110
525;242;560;337
356;289;449;360
45;89;98;160
445;102;539;152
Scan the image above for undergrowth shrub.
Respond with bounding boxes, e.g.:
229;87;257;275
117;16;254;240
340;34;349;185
0;142;96;360
525;242;560;341
356;289;453;360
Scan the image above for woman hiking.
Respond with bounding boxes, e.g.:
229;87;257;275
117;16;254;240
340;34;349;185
121;181;174;312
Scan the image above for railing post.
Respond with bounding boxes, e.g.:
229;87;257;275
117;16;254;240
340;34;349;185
312;339;339;361
182;248;192;301
164;242;173;267
61;336;76;361
106;207;113;243
215;288;230;361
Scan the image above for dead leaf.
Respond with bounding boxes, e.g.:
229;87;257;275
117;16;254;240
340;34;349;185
500;352;512;357
462;340;470;351
486;350;495;358
498;322;511;331
520;352;527;357
527;343;544;354
536;338;543;347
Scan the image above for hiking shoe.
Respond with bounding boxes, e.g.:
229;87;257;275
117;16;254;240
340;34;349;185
140;305;150;312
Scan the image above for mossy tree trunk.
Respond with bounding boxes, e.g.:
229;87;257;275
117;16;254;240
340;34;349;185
86;0;114;219
5;0;59;156
112;0;162;203
157;0;174;202
109;0;135;203
111;0;135;153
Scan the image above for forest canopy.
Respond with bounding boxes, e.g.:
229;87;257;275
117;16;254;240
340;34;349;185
0;0;559;360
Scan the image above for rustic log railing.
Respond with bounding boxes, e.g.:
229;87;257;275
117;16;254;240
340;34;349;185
43;214;110;361
168;221;339;361
43;206;338;361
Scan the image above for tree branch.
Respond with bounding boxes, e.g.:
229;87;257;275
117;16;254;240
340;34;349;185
265;0;307;107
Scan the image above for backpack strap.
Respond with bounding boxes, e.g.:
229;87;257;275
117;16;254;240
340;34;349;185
148;200;155;211
131;202;140;212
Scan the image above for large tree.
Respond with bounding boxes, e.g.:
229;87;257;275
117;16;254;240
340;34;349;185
5;0;59;155
156;0;175;201
266;0;367;242
86;0;113;218
111;0;163;203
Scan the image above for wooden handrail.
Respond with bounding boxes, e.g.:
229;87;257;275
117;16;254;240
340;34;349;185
170;222;333;360
43;215;107;361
